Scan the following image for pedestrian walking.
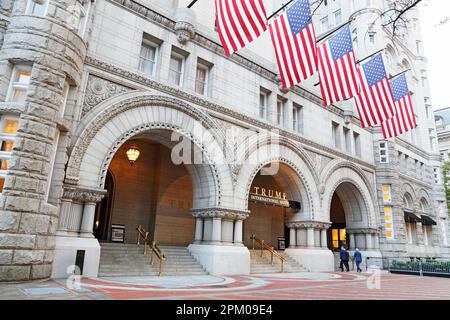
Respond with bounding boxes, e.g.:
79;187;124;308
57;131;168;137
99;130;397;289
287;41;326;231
340;246;350;272
354;248;362;272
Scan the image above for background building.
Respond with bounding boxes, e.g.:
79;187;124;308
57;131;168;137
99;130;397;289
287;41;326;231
0;0;449;281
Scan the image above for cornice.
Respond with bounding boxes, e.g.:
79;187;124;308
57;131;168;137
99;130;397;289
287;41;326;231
85;56;376;171
395;138;431;161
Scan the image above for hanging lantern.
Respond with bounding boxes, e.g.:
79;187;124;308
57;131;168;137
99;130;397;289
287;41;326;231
126;143;140;166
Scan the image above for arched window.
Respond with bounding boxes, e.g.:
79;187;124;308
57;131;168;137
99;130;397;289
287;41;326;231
403;193;414;210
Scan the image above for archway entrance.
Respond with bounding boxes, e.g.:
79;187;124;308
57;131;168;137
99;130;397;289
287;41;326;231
244;163;303;250
329;182;369;252
94;131;198;246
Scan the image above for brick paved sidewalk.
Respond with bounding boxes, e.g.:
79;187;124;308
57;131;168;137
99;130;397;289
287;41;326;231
0;272;449;300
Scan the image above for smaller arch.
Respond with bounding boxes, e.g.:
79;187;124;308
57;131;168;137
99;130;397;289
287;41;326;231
401;183;417;201
403;193;414;210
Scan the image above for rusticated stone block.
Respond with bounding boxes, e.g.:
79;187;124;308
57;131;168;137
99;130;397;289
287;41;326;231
20;119;53;138
5;196;40;213
30;263;52;280
15;158;43;172
13;249;46;264
12;176;40;193
0;233;35;249
0;266;30;281
0;211;20;232
0;249;13;264
21;139;47;156
43;249;54;263
18;213;51;235
26;103;57;121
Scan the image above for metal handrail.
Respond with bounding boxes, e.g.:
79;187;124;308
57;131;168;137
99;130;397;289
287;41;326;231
250;234;285;272
136;225;166;276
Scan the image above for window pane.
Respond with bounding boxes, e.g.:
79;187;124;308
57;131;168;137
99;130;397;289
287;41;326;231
31;1;47;16
3;120;18;134
1;141;14;152
0;159;9;170
0;178;4;193
195;66;207;95
16;71;31;84
170;56;182;73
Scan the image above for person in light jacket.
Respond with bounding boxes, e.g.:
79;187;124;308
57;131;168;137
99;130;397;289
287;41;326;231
354;248;362;273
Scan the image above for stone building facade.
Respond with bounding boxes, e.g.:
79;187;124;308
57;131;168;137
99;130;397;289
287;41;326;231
0;0;448;281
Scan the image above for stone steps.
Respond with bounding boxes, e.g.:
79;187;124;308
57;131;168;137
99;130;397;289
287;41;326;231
250;250;307;274
98;243;208;277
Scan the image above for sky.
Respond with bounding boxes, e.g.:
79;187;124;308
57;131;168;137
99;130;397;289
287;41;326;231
419;0;450;110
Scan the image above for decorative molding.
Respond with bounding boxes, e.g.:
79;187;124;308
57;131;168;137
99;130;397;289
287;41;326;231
62;186;106;203
175;21;195;45
347;228;380;235
286;221;332;230
82;74;133;116
84;56;377;171
191;208;250;220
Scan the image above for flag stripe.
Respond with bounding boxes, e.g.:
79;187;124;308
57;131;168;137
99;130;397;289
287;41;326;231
215;0;267;56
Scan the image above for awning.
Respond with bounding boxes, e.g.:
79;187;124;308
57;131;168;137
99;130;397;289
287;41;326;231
421;215;437;226
404;211;421;223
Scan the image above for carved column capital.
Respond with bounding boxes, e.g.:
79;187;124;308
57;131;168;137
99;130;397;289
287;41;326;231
175;8;196;45
191;208;250;220
286;221;331;230
62;186;106;204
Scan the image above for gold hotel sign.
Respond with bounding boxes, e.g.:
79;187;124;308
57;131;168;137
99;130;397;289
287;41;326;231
249;187;290;208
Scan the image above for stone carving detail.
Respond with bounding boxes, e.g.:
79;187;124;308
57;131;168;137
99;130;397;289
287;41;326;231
83;75;133;116
62;186;106;203
286;221;332;229
175;21;195;45
306;150;333;173
191;208;250;220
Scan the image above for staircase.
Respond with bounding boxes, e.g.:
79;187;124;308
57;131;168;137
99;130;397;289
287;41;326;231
250;250;308;274
98;243;208;277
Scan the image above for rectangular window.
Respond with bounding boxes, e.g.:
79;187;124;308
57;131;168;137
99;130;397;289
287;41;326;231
169;51;184;87
332;122;341;149
440;219;448;246
78;0;92;37
0;116;19;193
139;40;158;77
60;82;70;118
384;206;395;240
26;0;49;16
334;10;342;26
434;167;441;184
368;32;376;45
353;132;361;157
343;127;351;153
321;16;329;33
195;61;210;96
382;185;391;203
379;141;389;163
7;66;32;103
259;91;268;120
276;98;286;127
292;103;303;133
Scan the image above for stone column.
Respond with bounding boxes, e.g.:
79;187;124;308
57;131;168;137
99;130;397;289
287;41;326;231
349;233;356;250
233;219;243;245
289;228;296;247
374;234;380;249
79;190;106;238
314;229;321;248
221;219;234;244
365;233;373;250
307;227;315;248
211;218;222;243
194;217;203;243
321;229;328;249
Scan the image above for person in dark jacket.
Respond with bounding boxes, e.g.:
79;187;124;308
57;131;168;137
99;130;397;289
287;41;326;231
340;247;350;272
354;248;362;272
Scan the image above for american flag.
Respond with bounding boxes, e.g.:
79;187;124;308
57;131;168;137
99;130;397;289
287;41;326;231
317;26;360;106
381;74;417;139
354;53;395;128
215;0;268;56
269;0;318;88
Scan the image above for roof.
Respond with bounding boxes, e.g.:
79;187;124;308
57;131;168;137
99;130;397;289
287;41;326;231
434;107;450;127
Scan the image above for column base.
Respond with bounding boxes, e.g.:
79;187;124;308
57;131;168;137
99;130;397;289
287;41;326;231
188;244;250;275
285;248;335;272
52;236;100;279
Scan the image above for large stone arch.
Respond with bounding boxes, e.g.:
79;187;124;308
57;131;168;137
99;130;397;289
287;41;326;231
321;160;378;229
417;189;434;214
65;91;234;208
233;136;320;220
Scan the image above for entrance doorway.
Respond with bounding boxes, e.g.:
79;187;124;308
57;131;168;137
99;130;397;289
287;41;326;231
244;164;302;250
93;133;196;246
329;193;348;251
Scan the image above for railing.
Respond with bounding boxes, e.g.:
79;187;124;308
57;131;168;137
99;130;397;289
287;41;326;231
136;225;166;276
389;258;450;278
250;234;286;273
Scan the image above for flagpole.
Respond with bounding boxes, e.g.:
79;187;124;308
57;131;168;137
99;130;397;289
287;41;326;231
356;48;384;64
187;0;198;8
316;18;355;43
389;69;410;80
268;0;295;20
